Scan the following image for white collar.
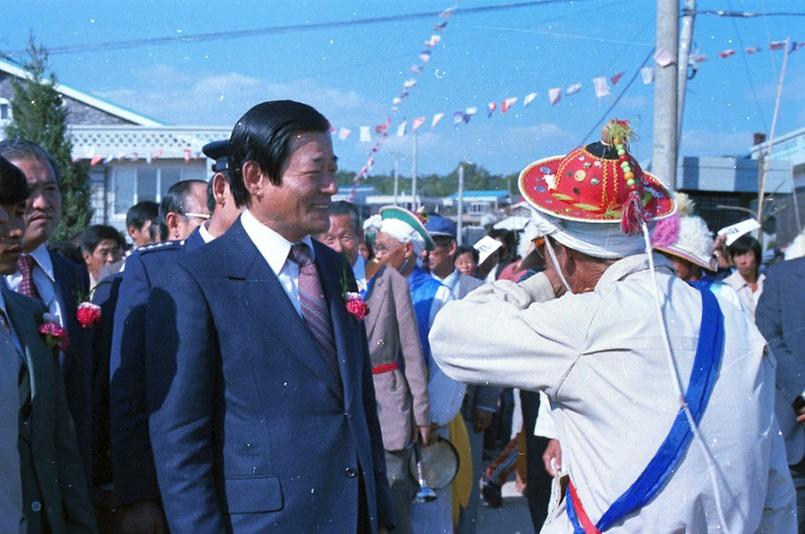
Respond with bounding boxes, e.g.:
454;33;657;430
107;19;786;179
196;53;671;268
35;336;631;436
28;243;55;282
240;209;315;276
199;221;215;244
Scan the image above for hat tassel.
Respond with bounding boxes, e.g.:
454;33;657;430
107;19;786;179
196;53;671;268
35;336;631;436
620;189;644;235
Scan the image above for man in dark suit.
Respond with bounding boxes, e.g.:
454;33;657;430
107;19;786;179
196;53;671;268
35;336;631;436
146;100;393;532
109;178;208;531
0;139;95;490
0;155;96;533
756;255;805;530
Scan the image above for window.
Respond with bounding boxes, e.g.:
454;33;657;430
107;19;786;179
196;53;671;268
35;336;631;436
0;98;11;123
111;163;206;215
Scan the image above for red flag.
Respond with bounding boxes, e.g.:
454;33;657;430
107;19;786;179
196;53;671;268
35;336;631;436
718;49;736;58
501;97;518;112
90;155;102;166
487;101;497;118
610;72;624;85
769;41;786;51
412;116;426;131
745;46;761;55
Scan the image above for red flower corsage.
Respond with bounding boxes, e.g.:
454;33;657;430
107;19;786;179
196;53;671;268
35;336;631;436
76;302;102;328
343;292;369;321
39;316;70;351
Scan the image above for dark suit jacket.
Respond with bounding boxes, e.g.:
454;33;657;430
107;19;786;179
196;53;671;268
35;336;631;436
90;273;123;488
756;257;805;409
145;219;394;532
3;287;96;533
109;230;205;505
49;251;94;488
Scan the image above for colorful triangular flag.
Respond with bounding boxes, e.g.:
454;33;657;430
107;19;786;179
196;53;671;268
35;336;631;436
412;116;426;131
745;46;761;55
654;48;675;67
396;121;407;137
338;127;352;141
548;88;561;105
359;126;371;142
769;41;786;51
403;79;417;89
501;96;518;112
452;111;466;126
565;83;582;95
640;66;654;85
420;50;432;63
523;92;538;107
487;101;497;118
431;112;445;129
718;49;736;58
610;71;624;85
592;77;610;98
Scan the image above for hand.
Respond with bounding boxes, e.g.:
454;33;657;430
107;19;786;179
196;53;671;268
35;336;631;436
417;425;433;446
473;409;494;433
797;405;805;424
542;439;562;477
116;500;167;534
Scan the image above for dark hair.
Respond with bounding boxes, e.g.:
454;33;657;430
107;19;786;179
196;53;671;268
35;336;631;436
82;225;124;254
432;235;454;249
0;155;29;205
126;200;159;230
329;200;361;236
455;245;479;263
728;235;762;263
489;228;516;259
0;139;60;182
158;179;206;240
50;241;84;264
229;100;330;207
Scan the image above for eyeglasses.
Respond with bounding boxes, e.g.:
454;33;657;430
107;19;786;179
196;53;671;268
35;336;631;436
183;212;211;221
373;242;402;254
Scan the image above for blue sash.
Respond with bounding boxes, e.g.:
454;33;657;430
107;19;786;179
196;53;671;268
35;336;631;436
567;285;725;532
407;267;442;365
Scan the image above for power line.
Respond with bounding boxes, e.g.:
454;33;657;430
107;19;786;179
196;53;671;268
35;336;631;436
580;46;656;145
725;0;768;132
696;9;805;17
8;0;597;57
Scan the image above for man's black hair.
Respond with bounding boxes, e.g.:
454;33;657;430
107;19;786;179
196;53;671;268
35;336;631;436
206;179;216;215
229;100;330;207
728;234;762;263
0;138;61;182
329;200;361;236
158;179;206;241
0;155;29;205
126;200;159;230
82;224;124;254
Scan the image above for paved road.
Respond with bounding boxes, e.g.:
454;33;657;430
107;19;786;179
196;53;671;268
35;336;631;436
475;481;535;534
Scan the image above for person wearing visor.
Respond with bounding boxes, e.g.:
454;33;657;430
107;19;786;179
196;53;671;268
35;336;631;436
430;120;795;532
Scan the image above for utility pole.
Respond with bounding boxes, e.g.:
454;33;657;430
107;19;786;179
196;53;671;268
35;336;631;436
393;154;399;206
677;0;696;148
457;163;465;246
757;37;795;237
651;0;679;191
411;129;418;210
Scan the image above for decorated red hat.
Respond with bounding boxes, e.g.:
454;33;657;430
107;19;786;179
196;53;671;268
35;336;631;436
518;120;675;234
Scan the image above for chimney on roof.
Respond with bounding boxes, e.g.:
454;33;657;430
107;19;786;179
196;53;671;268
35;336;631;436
753;132;767;146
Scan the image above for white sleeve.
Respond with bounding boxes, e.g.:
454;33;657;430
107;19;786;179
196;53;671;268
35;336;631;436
534;391;557;439
429;272;595;397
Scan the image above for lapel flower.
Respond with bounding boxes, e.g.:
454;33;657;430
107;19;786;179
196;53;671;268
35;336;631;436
39;314;70;351
76;301;102;328
340;265;369;321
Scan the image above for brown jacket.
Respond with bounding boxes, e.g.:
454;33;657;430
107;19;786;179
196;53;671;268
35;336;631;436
365;265;430;451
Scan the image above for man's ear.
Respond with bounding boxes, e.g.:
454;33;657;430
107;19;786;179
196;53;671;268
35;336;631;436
81;250;92;267
404;242;414;258
448;240;458;257
212;173;228;206
164;212;181;239
242;161;265;198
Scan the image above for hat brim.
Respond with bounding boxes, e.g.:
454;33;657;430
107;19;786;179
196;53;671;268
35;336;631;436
379;206;436;250
655;245;716;272
518;154;676;224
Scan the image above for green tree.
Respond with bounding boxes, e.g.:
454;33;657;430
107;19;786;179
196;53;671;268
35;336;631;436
5;37;91;241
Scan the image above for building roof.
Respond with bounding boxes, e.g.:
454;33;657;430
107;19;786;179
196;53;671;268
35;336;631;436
0;57;164;127
447;189;510;199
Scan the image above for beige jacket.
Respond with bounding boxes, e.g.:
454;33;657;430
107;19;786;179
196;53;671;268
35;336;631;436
365;265;431;451
430;254;795;533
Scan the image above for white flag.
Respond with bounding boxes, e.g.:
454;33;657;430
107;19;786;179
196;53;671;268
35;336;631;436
565;83;582;95
359;126;371;142
593;77;610;98
548;88;561;105
412;116;426;131
431;112;445;129
523;92;538;107
403;79;417;89
640;67;654;85
465;106;478;117
338;127;351;141
396;121;407;137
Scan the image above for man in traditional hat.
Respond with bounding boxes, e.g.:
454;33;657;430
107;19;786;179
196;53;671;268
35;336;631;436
373;206;465;533
429;120;795;532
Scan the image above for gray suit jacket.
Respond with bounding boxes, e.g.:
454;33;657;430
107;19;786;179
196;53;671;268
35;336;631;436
449;273;501;420
3;287;96;534
365;265;430;451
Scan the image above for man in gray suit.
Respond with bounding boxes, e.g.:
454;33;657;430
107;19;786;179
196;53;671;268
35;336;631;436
0;156;96;533
317;201;430;534
424;214;500;534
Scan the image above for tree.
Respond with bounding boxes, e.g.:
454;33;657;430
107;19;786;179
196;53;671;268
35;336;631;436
5;37;92;241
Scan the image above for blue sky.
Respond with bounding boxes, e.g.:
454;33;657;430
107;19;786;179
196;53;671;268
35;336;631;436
1;0;802;176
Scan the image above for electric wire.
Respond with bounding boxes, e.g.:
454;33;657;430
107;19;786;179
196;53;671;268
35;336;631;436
726;0;769;132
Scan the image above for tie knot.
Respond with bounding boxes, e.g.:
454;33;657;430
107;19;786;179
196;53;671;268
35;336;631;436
17;254;35;273
289;243;314;268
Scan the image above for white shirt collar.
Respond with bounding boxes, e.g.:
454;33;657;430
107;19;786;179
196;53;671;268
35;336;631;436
240;209;314;276
199;221;215;244
28;243;55;282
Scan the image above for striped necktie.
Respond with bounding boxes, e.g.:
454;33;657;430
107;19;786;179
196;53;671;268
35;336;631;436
16;254;42;301
288;243;339;376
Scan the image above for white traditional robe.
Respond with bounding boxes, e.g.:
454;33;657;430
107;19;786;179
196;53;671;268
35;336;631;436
430;253;795;533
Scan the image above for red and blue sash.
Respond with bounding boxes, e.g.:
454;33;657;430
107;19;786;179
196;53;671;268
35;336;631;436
566;284;724;533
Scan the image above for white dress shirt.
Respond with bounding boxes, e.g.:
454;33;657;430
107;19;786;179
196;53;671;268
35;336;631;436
198;221;215;244
241;209;314;318
4;244;65;327
724;270;765;319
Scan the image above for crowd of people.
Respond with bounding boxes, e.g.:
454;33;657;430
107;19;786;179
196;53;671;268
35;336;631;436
0;99;803;534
